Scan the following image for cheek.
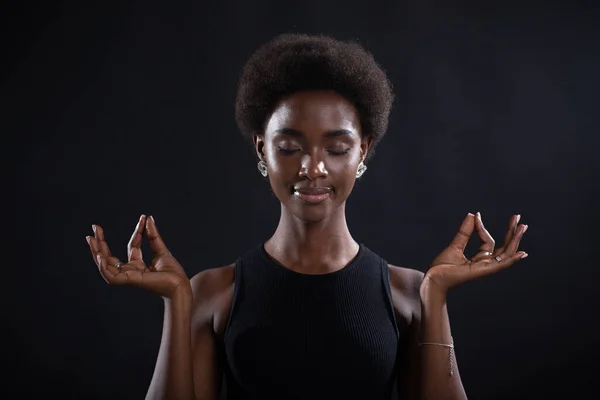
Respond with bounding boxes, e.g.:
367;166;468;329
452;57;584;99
337;164;359;188
330;150;361;176
329;160;355;175
265;154;291;175
264;147;298;182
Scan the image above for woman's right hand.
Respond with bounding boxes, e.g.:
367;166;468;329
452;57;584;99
86;214;190;299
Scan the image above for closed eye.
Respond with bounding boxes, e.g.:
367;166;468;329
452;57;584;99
277;147;351;156
277;146;300;155
327;148;351;156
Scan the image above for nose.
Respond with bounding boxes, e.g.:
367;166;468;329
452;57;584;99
298;153;328;180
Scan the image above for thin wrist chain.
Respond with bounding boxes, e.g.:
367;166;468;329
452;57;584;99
419;336;455;376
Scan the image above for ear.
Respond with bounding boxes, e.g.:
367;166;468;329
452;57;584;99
360;136;372;162
253;134;266;161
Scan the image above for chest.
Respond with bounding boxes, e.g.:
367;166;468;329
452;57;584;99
220;275;401;394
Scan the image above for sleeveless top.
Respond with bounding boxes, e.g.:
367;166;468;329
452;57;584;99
217;242;404;400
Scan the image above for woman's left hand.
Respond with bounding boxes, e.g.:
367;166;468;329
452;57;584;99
424;212;529;296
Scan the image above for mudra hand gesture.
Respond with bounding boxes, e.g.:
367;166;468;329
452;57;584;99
425;213;529;295
86;215;190;298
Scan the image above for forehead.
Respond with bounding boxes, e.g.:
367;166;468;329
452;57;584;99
265;90;360;134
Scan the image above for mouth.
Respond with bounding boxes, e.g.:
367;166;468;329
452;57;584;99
292;187;331;204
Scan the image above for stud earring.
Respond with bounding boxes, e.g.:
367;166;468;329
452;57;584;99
257;160;268;177
356;161;367;178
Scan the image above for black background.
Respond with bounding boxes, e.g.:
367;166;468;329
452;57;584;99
4;1;599;398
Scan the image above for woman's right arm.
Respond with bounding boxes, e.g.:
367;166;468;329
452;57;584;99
146;283;196;400
189;270;225;400
87;215;220;400
146;272;222;400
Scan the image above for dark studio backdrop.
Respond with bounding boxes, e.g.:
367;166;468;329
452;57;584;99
4;1;599;398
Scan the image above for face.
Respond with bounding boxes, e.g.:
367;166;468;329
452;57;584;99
254;90;371;223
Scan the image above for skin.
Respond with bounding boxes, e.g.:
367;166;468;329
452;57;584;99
255;90;370;273
86;90;529;400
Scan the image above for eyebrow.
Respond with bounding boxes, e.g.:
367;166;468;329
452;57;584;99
273;128;354;138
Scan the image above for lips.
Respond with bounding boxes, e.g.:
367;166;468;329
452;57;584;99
293;186;331;204
294;187;331;195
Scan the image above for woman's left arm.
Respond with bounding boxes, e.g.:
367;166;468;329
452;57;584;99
418;277;467;400
401;212;528;400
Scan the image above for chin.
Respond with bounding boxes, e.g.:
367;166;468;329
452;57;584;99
293;209;332;223
285;200;338;224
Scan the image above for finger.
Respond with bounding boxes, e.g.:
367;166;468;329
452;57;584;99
473;250;528;276
504;224;528;255
471;251;493;263
128;215;147;262
474;212;495;254
93;224;113;257
495;214;520;256
146;216;171;256
449;213;476;252
97;254;120;284
92;225;120;266
87;235;101;267
88;236;118;267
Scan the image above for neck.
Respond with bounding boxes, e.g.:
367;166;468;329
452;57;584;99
264;202;359;274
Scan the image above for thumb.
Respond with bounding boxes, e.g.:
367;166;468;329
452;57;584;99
448;213;475;253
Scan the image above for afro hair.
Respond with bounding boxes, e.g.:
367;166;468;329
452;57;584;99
234;33;394;162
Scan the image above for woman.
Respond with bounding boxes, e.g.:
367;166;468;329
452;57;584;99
86;34;528;400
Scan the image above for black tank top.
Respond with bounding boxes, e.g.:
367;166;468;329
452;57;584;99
218;242;403;400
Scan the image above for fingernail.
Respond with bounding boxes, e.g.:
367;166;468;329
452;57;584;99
523;225;529;233
150;215;156;224
96;254;102;263
477;212;482;218
86;236;91;245
520;252;528;259
92;224;97;233
516;214;521;223
140;214;145;221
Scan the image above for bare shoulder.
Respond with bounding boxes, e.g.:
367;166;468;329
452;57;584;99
190;263;236;300
189;263;236;333
387;264;424;322
387;264;424;299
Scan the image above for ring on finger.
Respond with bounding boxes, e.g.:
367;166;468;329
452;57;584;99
115;262;122;268
494;255;502;262
479;251;493;257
